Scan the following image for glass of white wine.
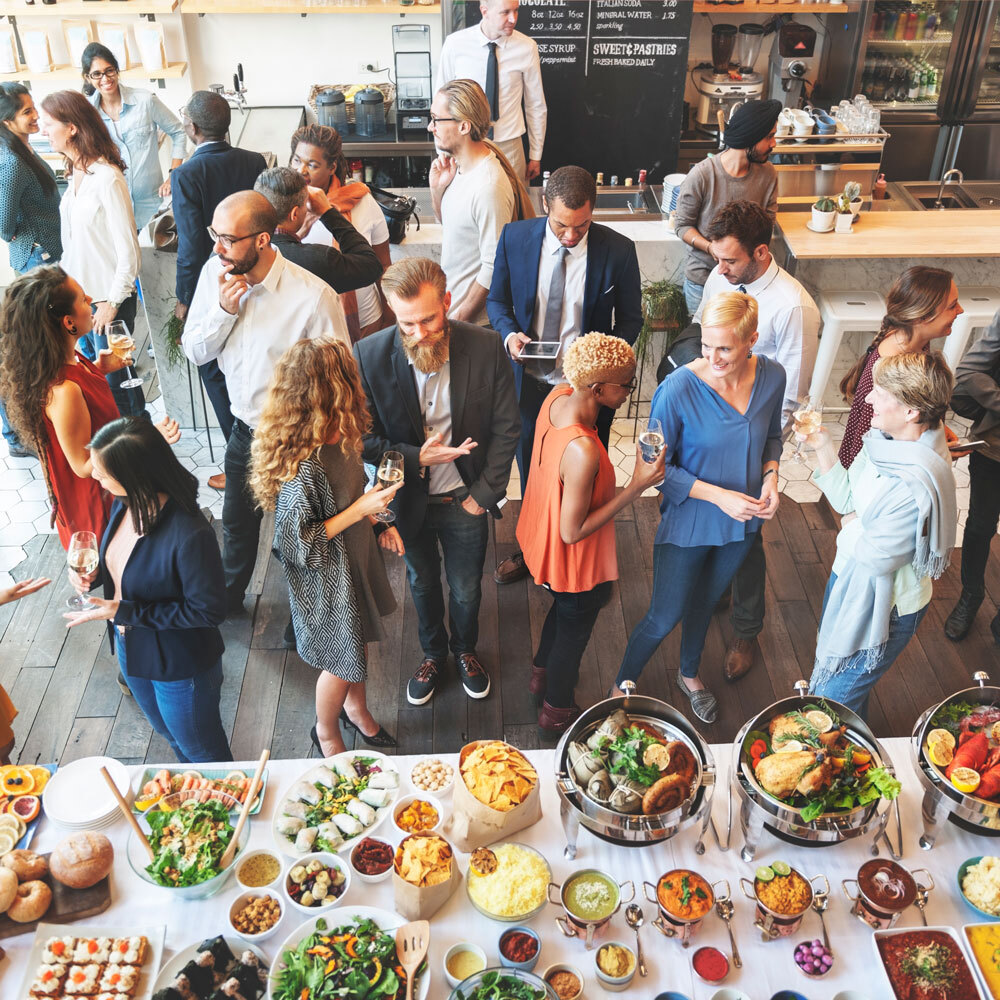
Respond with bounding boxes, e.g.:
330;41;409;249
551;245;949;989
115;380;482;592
638;417;665;463
374;451;404;523
791;398;823;464
66;530;99;610
106;320;144;390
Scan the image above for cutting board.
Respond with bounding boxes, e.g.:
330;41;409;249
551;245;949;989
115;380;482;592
0;854;111;939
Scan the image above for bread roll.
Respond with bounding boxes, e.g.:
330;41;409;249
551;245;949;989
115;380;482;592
0;865;16;913
50;832;113;889
2;849;48;881
7;879;51;922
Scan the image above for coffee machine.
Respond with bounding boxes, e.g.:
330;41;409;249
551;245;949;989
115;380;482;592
393;23;432;135
767;21;818;108
694;23;765;133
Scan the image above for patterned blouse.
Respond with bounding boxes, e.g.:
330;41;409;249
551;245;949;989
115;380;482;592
0;144;62;271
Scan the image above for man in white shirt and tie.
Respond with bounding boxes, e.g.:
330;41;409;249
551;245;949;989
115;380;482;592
183;190;349;616
437;0;547;181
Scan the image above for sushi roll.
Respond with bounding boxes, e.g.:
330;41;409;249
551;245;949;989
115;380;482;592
152;990;184;1000
293;826;318;853
367;770;399;790
276;815;305;836
331;757;358;781
281;800;308;820
176;960;215;999
316;821;344;847
289;780;322;805
197;937;235;973
229;964;262;1000
346;798;376;826
304;766;335;789
332;812;363;836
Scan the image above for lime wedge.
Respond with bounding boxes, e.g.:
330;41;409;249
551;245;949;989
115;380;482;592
755;865;775;882
772;861;792;876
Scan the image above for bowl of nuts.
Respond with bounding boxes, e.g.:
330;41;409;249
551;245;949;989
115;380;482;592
283;852;351;917
410;757;455;797
229;888;284;942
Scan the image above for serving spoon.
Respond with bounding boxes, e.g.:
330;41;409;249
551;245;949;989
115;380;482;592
395;920;429;1000
811;890;832;952
625;904;648;977
715;895;742;969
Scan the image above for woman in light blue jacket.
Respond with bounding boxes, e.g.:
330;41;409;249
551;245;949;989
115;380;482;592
82;43;186;229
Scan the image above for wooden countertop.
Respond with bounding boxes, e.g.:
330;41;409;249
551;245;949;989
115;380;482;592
777;209;1000;259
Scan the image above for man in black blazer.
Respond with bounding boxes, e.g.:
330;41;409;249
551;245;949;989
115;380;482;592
172;91;266;484
486;164;641;582
355;257;518;708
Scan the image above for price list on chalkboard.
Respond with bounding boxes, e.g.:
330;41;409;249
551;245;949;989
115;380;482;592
456;1;692;181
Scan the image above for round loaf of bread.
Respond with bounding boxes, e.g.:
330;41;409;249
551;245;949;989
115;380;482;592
49;832;113;889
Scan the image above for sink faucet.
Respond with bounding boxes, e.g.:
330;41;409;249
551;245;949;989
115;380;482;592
934;168;964;210
209;64;248;113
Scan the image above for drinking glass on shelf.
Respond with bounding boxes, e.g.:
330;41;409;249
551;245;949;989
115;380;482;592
638;417;665;464
790;398;823;465
374;451;404;523
106;320;145;390
66;530;99;610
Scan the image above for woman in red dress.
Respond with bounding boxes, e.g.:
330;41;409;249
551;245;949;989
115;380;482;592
0;265;177;548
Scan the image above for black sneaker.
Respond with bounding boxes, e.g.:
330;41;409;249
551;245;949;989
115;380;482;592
407;658;443;706
283;617;297;650
457;652;491;699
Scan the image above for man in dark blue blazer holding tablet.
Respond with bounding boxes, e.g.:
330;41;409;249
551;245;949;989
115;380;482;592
487;165;641;583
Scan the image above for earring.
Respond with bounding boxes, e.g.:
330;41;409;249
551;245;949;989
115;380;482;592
746;349;753;359
68;324;77;334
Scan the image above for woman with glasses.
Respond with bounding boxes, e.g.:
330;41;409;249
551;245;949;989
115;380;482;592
517;334;664;734
40;89;144;418
82;43;186;230
613;291;785;724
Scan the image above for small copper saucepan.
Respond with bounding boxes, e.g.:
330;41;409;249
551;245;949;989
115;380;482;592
644;869;729;947
548;869;635;950
740;868;829;941
842;859;933;930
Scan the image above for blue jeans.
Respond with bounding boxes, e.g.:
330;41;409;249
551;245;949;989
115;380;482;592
117;638;232;764
616;535;757;685
401;498;489;661
683;277;705;317
79;293;146;418
809;571;928;719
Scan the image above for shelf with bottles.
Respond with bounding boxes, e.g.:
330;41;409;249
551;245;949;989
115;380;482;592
865;34;952;46
180;1;439;12
869;98;938;110
0;60;185;81
0;1;179;13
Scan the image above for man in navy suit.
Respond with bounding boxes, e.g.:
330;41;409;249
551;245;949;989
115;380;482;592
171;91;266;489
487;164;641;583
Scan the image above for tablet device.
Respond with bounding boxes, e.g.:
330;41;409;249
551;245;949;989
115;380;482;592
519;340;560;359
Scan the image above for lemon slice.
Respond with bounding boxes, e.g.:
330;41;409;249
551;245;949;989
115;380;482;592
952;767;982;795
0;830;15;855
776;740;804;754
991;722;1000;743
805;710;834;734
928;741;954;768
0;814;18;831
928;728;957;751
134;795;161;812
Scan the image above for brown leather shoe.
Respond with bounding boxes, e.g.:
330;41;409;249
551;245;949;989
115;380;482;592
529;665;546;704
207;472;226;490
537;700;581;735
494;550;529;584
724;636;757;682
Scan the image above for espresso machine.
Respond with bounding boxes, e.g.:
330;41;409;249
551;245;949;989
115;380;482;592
694;23;765;133
767;21;818;108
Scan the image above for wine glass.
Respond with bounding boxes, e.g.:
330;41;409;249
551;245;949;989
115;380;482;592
106;319;145;390
639;417;664;463
790;397;823;465
66;530;99;610
374;451;404;523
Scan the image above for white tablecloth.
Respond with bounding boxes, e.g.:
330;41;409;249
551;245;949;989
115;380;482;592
4;738;993;1000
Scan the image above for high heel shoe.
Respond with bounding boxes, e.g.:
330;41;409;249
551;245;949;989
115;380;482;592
310;725;323;755
339;709;397;748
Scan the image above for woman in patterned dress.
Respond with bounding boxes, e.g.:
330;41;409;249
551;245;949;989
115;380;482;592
250;338;402;757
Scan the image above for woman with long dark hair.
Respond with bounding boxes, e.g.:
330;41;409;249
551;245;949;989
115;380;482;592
0;266;177;549
65;417;231;764
82;43;186;229
39;89;144;417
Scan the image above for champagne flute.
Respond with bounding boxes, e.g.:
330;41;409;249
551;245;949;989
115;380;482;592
66;530;99;610
106;319;145;390
790;397;823;464
638;417;665;463
374;451;404;523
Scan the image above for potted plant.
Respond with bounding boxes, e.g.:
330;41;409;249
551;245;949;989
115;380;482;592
811;197;836;232
636;279;689;366
835;184;858;233
846;180;864;220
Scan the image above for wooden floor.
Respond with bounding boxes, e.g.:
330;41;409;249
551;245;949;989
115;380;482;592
4;497;1000;768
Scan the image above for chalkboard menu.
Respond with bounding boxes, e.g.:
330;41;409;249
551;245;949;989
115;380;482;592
453;1;692;182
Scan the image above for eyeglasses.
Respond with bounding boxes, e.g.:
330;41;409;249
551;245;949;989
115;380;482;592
428;115;458;127
86;67;119;82
206;227;264;250
593;377;638;392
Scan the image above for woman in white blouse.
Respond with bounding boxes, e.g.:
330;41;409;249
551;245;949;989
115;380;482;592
39;90;144;417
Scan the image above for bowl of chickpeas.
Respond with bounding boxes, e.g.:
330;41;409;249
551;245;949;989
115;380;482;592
282;852;351;917
410;756;455;797
229;888;284;942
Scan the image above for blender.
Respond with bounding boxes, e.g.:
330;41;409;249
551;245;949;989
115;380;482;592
736;24;764;79
695;23;764;133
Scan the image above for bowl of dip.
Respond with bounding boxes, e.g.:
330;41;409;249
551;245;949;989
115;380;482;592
595;941;636;992
236;849;283;889
542;963;583;1000
499;926;540;972
443;942;487;989
549;868;634;949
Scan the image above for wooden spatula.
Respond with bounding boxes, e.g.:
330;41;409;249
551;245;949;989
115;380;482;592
219;749;269;871
395;920;429;1000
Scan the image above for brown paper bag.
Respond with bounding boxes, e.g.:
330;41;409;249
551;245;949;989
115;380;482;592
444;740;542;853
392;833;461;921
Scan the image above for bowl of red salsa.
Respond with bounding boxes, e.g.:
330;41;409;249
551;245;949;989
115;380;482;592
499;926;541;972
874;926;980;1000
349;836;394;884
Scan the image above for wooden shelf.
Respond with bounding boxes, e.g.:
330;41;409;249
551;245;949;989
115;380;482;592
0;1;178;14
181;1;438;12
693;1;854;11
0;59;186;81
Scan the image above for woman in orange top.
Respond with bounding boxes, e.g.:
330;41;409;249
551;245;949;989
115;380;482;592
517;333;665;734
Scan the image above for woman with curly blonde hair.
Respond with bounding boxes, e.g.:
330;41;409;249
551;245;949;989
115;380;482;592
517;333;665;734
251;338;402;756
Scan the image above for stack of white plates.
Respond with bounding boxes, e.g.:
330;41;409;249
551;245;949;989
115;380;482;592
42;756;131;830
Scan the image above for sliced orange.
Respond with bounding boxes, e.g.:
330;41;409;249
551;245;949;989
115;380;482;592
0;767;32;796
26;766;50;794
952;767;982;795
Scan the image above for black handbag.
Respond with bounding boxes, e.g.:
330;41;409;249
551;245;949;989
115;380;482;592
369;185;419;244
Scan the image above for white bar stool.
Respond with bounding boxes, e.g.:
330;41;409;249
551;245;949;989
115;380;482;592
809;290;886;412
934;286;1000;370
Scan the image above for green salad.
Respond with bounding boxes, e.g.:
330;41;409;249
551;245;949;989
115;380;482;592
455;971;548;1000
145;798;234;887
272;916;422;1000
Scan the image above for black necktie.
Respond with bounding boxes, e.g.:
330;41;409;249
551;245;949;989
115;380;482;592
485;42;499;139
738;284;747;293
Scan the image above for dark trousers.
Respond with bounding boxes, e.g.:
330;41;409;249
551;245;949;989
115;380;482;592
222;419;262;606
535;581;612;708
731;528;766;639
199;358;234;442
961;450;1000;601
401;499;489;662
78;293;146;418
615;535;757;685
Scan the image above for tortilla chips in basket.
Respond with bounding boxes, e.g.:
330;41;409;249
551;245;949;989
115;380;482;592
461;740;537;812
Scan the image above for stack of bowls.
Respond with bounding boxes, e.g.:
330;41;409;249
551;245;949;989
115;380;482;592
789;109;814;143
661;173;687;214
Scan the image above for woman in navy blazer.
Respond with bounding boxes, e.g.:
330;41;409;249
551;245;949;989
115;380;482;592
65;417;231;763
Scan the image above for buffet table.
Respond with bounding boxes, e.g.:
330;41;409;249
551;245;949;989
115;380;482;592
5;738;994;1000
